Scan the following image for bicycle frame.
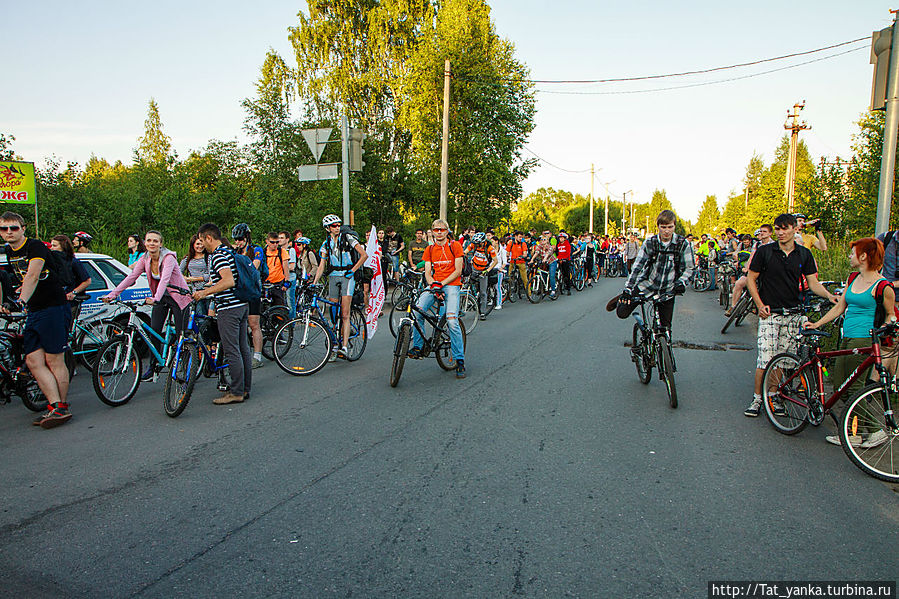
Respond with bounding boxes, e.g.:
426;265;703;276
399;291;449;355
299;288;362;346
169;304;228;383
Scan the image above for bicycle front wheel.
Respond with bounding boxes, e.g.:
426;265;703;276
273;316;332;376
389;297;411;338
163;341;201;418
632;323;651;384
840;384;899;483
75;319;119;370
761;352;810;435
345;307;368;361
504;276;516;304
527;274;544;304
261;305;290;361
721;293;751;334
658;338;677;408
389;321;412;387
92;335;141;407
459;290;479;334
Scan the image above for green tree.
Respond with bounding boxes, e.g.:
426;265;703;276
135;99;172;165
694;195;720;235
0;133;18;160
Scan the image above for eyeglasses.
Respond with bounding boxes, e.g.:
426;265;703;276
0;225;21;232
328;223;341;228
432;228;447;232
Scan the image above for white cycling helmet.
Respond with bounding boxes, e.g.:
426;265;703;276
322;214;342;229
472;232;486;244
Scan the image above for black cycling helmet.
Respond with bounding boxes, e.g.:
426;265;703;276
231;223;251;240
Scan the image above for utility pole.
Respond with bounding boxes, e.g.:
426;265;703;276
621;191;627;235
341;112;350;223
439;59;451;222
589;164;594;234
783;101;810;212
604;195;609;236
875;12;899;235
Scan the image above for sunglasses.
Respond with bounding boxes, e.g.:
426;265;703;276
328;223;341;228
432;228;447;232
268;240;279;244
0;225;21;232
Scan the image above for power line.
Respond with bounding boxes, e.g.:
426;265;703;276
522;145;590;173
456;36;868;86
535;45;866;96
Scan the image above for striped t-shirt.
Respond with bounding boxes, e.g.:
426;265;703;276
209;246;244;311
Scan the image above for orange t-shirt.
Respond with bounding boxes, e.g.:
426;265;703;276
506;240;528;263
423;241;463;286
265;247;290;283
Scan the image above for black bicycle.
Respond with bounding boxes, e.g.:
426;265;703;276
389;287;468;387
629;291;678;408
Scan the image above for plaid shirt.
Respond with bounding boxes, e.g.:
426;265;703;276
624;234;694;296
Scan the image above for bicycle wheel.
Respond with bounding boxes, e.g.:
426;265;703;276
527;274;544;304
721;293;752;334
261;306;290;361
163;341;201;418
389;297;411;338
273;315;332;376
735;301;755;327
839;384;899;483
761;352;811;435
345;307;368;361
574;267;586;291
19;378;48;412
75;319;118;370
92;335;142;407
436;319;467;370
389;321;412;387
632;323;651;384
505;275;517;304
658;338;677;408
482;285;496;316
459;289;479;334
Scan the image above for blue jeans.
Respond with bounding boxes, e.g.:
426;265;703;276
412;286;465;362
548;261;558;291
285;279;297;318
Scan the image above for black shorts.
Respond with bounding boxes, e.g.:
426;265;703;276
248;298;261;316
24;303;71;355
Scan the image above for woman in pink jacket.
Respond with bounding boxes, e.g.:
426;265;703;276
102;231;192;365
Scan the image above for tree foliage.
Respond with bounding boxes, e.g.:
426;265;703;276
135;99;172;165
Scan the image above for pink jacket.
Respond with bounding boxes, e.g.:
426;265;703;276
109;249;192;310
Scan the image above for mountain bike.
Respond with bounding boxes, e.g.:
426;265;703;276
503;262;528;303
457;280;481;333
717;261;737;309
527;263;557;303
272;282;367;376
572;256;587;291
68;293;123;370
469;270;497;317
0;312;47;412
721;290;756;334
691;257;713;292
761;319;899;483
629;291;679;408
260;283;290;361
91;300;178;407
162;287;230;417
389;287;468;387
391;264;424;306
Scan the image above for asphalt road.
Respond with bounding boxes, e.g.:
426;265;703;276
0;278;896;598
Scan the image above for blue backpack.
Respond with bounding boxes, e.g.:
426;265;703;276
227;249;262;302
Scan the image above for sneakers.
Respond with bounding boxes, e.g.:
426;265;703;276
336;346;348;358
328;352;337;363
251;358;264;369
550;291;557;299
494;305;502;310
213;392;245;405
825;434;862;447
407;347;423;360
744;397;762;417
771;400;787;417
479;314;487;321
455;360;466;379
861;429;888;449
36;404;72;429
140;367;155;382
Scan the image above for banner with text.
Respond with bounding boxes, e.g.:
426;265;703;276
363;226;385;337
0;161;36;205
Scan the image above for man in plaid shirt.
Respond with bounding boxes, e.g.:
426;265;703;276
620;210;695;332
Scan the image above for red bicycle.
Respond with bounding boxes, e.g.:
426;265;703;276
762;321;899;482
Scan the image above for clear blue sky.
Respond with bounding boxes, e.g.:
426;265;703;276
5;0;894;221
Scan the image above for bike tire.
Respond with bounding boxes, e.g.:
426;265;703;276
721;293;751;334
74;319;119;370
459;289;479;334
658;338;677;408
761;352;811;435
482;286;496;316
505;276;517;303
163;341;201;418
92;335;142;407
734;301;754;327
261;306;290;361
389;321;412;387
839;384;899;483
436;319;467;371
345;307;368;361
389;297;411;338
575;268;586;291
19;379;48;412
632;323;651;384
527;274;544;304
273;315;332;376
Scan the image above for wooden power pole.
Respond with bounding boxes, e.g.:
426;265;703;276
783;101;810;212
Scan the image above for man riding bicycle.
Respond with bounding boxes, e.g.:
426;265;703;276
617;210;694;333
407;219;466;378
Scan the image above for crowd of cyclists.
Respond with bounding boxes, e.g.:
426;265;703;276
2;204;897;481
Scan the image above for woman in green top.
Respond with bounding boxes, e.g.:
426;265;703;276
805;237;895;448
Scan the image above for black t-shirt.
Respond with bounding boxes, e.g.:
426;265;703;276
3;238;67;311
749;242;817;310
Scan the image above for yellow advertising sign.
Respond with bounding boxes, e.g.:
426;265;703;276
0;161;36;205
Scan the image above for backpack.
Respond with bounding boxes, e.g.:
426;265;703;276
226;249;262;302
47;250;76;289
846;271;898;329
251;245;269;281
323;226;361;275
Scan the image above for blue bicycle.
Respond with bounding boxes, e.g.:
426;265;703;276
163;287;230;417
91;300;178;406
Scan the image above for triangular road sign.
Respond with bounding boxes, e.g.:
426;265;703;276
302;128;333;163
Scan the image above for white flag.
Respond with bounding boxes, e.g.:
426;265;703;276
363;226;385;337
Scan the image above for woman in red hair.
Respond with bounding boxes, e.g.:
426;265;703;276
805;237;896;447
